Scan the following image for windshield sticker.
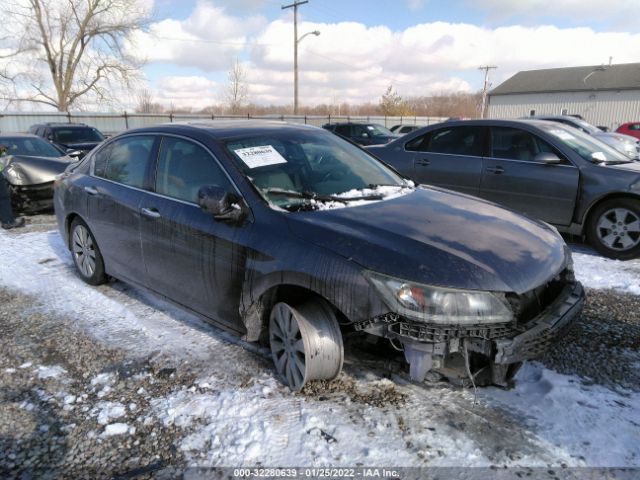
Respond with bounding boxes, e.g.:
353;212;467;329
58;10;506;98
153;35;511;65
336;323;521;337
234;145;287;169
549;129;576;141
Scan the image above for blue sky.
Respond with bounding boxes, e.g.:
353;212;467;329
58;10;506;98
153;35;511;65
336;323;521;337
129;0;640;108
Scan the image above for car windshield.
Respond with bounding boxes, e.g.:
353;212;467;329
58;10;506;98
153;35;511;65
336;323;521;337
542;124;631;164
224;129;412;211
54;127;104;144
570;118;600;135
365;124;394;136
0;136;63;158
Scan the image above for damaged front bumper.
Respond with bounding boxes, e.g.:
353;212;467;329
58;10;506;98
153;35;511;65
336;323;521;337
358;280;585;387
9;182;55;214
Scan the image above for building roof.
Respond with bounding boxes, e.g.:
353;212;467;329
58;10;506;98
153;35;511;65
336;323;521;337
490;62;640;96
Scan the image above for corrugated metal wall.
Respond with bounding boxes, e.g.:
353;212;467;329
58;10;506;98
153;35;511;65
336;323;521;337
487;90;640;131
0;112;447;135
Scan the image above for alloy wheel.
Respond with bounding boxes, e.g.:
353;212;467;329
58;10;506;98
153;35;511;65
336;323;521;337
596;208;640;251
72;225;97;278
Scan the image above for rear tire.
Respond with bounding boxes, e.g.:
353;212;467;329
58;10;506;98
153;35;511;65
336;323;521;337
269;300;344;390
586;198;640;260
69;218;107;285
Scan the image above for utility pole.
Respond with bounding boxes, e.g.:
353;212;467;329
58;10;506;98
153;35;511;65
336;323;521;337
282;0;308;115
479;65;497;119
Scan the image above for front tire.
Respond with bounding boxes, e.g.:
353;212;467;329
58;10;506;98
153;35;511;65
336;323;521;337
269;300;344;390
586;198;640;260
70;218;107;285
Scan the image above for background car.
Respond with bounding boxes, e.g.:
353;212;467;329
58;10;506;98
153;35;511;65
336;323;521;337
54;121;582;390
390;124;421;135
29;122;105;158
529;115;640;160
0;133;77;213
616;122;640;140
322;122;399;146
368;119;640;260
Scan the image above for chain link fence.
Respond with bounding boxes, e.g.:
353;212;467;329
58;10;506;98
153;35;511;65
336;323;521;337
0;112;448;135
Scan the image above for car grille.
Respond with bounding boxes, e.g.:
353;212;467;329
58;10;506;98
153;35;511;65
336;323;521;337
388;320;519;343
506;268;572;325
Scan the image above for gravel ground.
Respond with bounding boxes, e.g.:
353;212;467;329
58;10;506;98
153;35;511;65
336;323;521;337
0;289;187;478
1;283;639;477
540;288;640;392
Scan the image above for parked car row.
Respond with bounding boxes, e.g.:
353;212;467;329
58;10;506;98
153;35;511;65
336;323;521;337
369;119;640;260
528;115;640;160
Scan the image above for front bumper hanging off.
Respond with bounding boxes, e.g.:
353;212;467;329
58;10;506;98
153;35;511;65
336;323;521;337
359;280;585;387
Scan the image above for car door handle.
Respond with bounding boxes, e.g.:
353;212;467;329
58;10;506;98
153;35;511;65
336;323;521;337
416;159;430;166
485;166;505;174
140;207;161;219
84;186;98;195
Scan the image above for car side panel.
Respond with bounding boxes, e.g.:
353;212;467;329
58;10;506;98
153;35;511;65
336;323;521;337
139;195;251;332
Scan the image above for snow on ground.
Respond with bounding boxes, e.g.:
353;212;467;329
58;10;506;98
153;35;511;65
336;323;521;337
570;243;640;295
1;226;640;467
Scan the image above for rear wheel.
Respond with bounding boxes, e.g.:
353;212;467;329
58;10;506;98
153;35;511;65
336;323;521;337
70;218;107;285
586;198;640;260
269;300;343;390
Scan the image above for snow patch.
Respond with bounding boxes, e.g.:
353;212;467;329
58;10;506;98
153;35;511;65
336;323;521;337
96;402;127;425
487;362;640;467
37;365;66;379
103;423;134;436
571;246;640;294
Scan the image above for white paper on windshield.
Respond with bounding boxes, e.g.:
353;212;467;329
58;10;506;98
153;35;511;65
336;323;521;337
549;129;576;141
234;145;287;169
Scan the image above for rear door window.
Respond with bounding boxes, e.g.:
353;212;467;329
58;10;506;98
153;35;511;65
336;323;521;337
423;126;484;156
93;135;155;188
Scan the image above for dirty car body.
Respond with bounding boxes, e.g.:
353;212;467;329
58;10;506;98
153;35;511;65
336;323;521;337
54;121;584;389
0;134;77;213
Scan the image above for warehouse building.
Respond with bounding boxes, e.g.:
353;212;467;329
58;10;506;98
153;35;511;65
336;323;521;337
487;62;640;131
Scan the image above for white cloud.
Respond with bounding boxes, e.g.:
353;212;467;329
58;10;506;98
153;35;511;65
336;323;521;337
152;76;220;108
127;1;266;71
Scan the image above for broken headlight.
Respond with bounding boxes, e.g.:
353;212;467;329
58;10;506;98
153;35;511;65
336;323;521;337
366;271;513;325
3;164;24;184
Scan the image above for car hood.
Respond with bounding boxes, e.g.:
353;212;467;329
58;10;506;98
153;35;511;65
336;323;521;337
1;154;75;186
286;187;567;294
595;132;637;144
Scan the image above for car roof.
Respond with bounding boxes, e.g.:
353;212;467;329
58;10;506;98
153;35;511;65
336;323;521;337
0;133;42;139
425;118;568;129
30;122;90;128
121;120;321;140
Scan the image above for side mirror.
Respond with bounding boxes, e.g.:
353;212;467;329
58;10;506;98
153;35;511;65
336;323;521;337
198;186;245;223
534;152;562;165
66;149;83;158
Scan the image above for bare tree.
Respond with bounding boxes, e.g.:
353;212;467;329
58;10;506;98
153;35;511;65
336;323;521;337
1;0;150;111
225;59;248;115
135;88;163;113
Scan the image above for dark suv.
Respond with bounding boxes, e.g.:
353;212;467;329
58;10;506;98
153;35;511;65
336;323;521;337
29;122;105;158
323;122;398;146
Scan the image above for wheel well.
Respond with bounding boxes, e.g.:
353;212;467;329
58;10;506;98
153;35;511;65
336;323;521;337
64;213;80;249
583;193;640;228
242;284;348;343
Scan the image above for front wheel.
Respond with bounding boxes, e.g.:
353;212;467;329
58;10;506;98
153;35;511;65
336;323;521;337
586;198;640;260
70;218;107;285
269;300;344;390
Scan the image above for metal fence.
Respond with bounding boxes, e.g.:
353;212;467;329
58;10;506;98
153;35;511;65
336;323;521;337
0;112;448;135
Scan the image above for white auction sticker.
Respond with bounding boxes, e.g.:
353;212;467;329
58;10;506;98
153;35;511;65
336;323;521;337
234;145;288;169
549;129;576;141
